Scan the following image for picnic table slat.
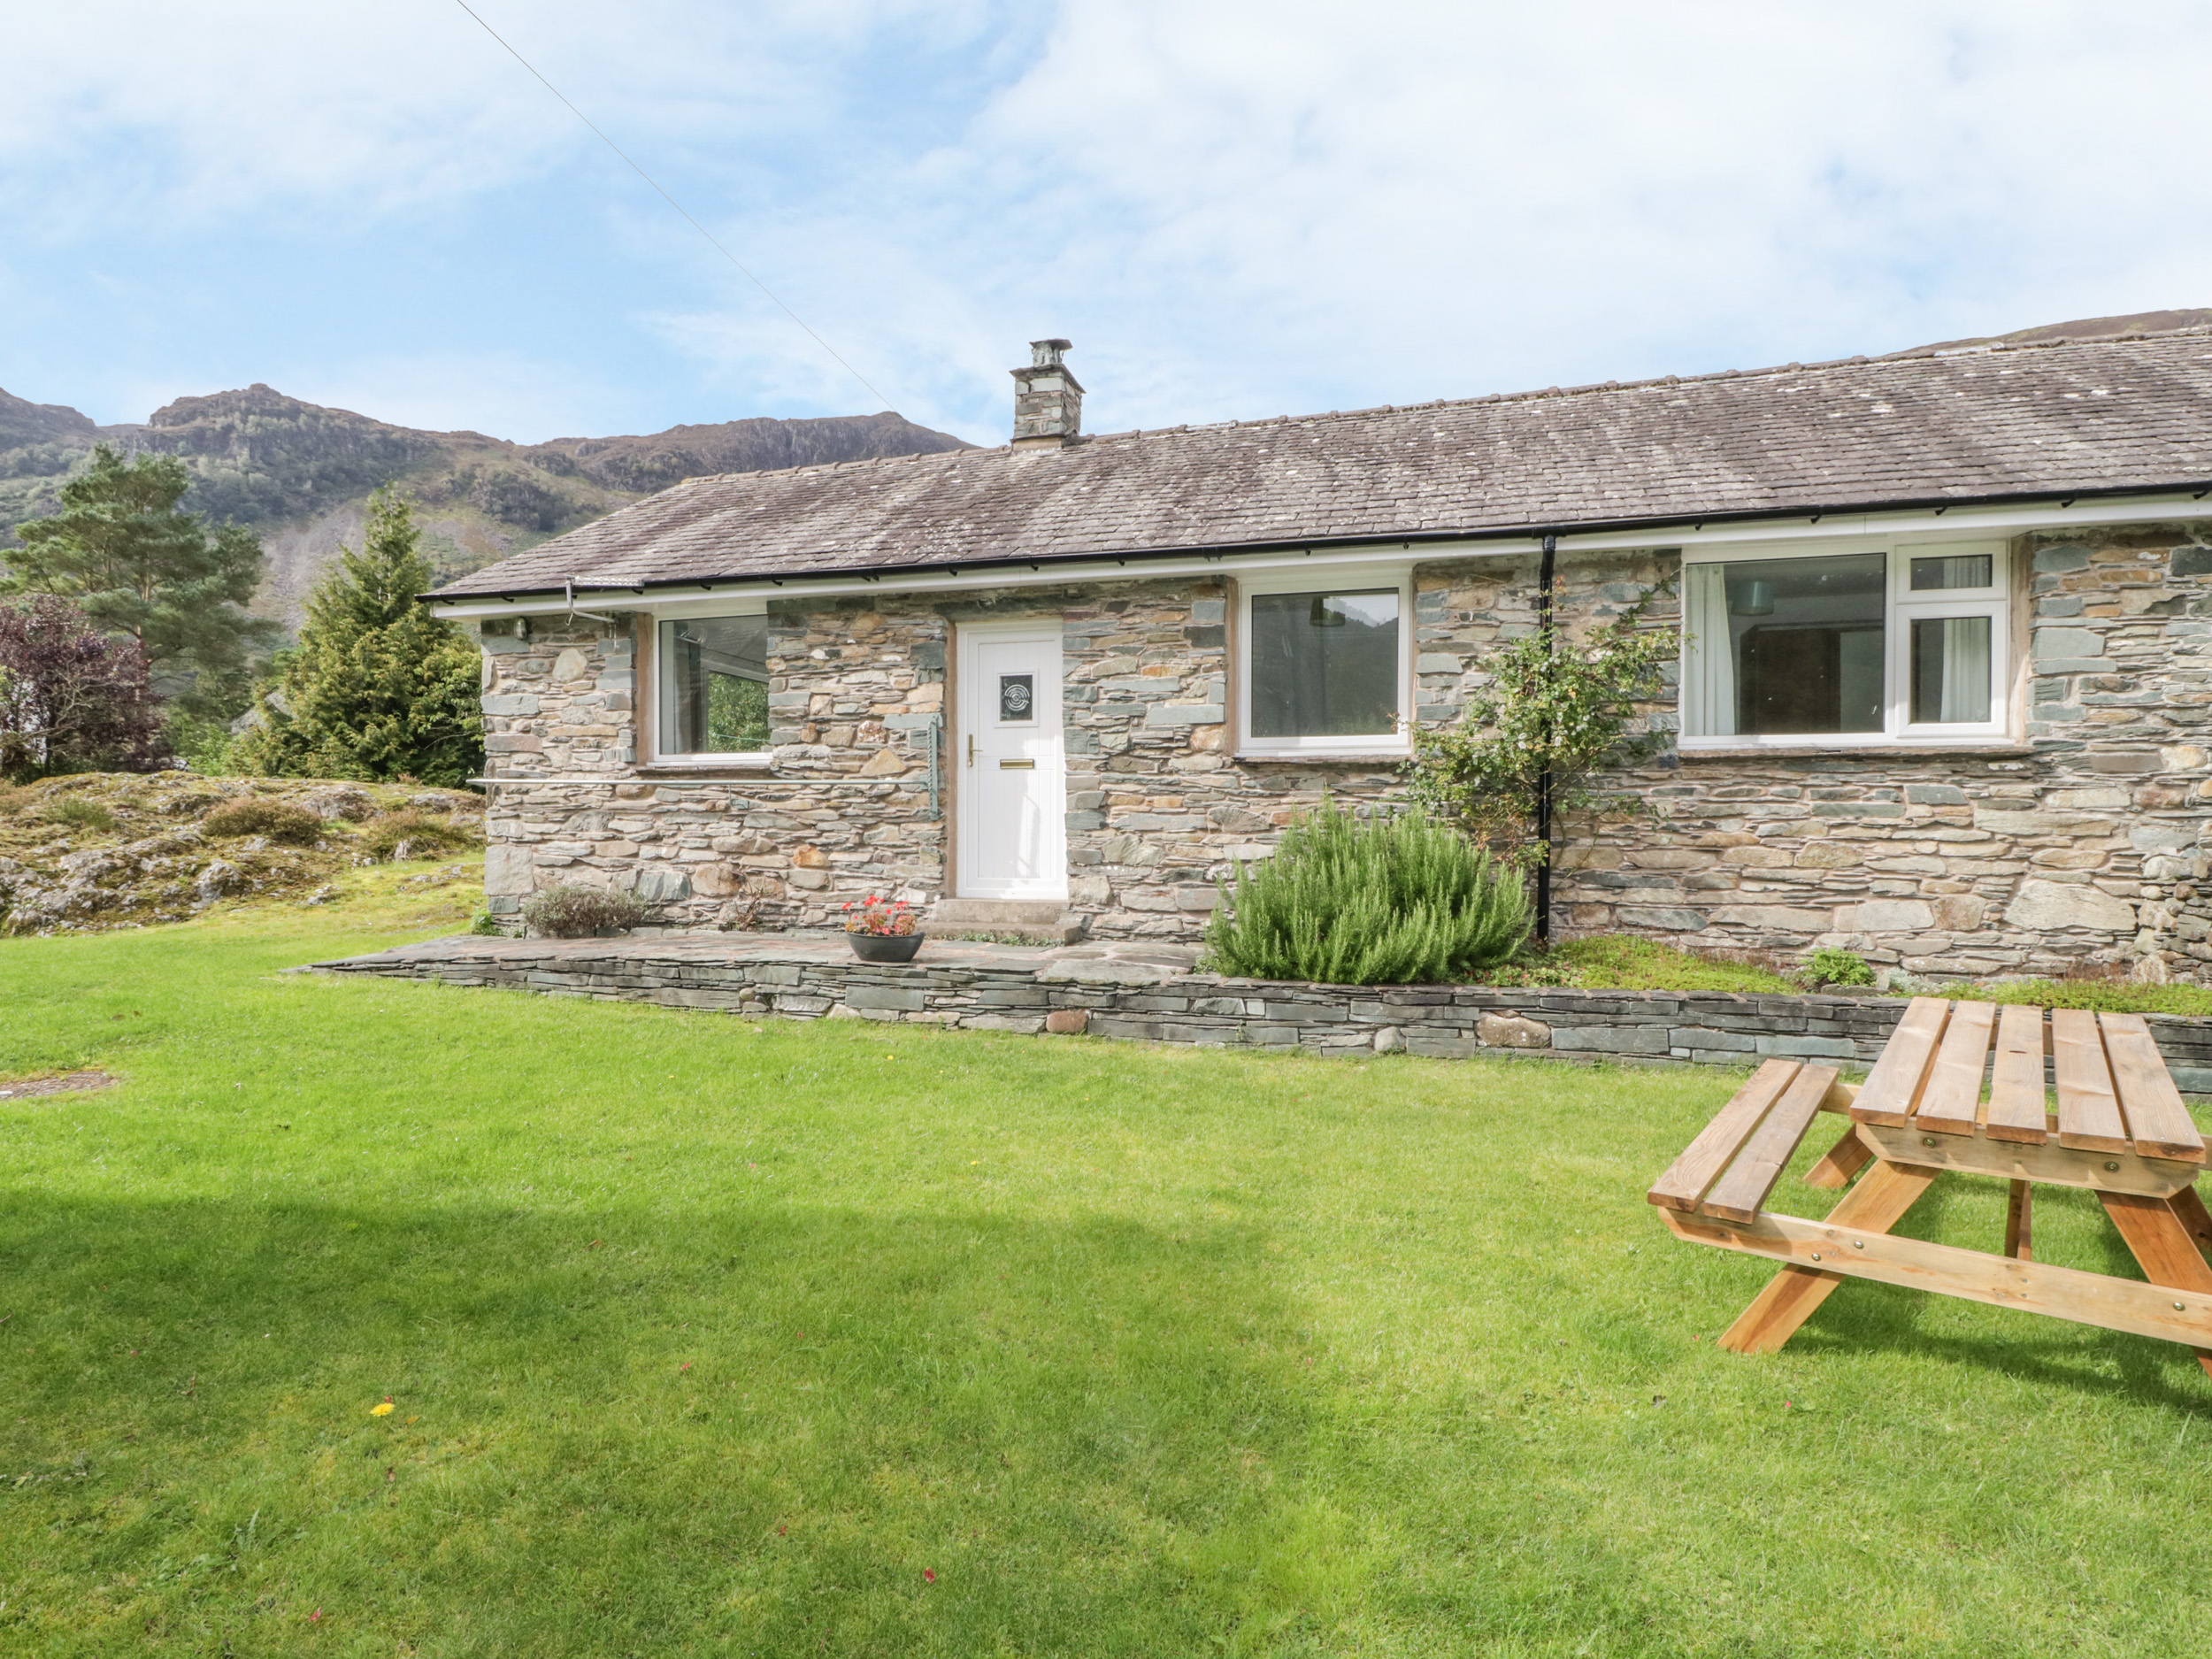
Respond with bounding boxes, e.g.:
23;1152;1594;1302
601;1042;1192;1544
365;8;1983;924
1701;1064;1842;1225
1647;1060;1801;1212
1985;1004;2052;1145
2052;1008;2130;1155
1850;997;1951;1127
1915;1000;1996;1136
2099;1012;2207;1164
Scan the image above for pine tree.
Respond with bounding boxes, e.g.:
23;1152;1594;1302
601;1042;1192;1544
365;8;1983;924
233;491;483;787
4;443;278;721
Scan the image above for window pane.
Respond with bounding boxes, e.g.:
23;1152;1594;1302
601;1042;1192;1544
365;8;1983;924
1248;589;1400;738
659;616;770;753
1910;553;1993;591
1683;553;1885;736
1909;615;1992;724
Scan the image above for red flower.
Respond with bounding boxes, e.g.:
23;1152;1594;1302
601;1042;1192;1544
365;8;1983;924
924;1569;935;1584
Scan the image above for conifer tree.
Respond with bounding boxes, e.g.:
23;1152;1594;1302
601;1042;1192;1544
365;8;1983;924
4;443;277;721
234;491;482;787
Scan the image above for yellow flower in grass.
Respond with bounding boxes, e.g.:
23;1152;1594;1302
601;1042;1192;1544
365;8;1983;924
370;1402;395;1417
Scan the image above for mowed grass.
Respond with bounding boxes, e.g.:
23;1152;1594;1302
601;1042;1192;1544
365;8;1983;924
4;891;2212;1656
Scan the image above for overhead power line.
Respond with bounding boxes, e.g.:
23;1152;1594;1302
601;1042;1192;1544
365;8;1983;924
450;0;897;412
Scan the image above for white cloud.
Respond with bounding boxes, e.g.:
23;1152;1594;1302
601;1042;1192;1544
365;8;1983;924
11;2;2212;443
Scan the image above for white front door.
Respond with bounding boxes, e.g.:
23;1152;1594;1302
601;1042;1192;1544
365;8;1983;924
956;621;1066;900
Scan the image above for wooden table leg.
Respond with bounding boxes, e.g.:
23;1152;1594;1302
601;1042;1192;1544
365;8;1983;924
2098;1191;2212;1380
2170;1186;2212;1265
1717;1158;1938;1355
2005;1180;2033;1263
1804;1122;1875;1191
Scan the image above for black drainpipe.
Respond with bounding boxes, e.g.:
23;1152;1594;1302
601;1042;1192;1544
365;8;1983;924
1534;534;1556;944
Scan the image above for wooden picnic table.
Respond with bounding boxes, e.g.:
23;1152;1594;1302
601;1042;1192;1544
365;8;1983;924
1649;999;2212;1376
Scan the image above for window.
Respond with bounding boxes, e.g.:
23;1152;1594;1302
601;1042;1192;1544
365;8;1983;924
1681;541;2009;745
1237;568;1410;754
657;614;770;757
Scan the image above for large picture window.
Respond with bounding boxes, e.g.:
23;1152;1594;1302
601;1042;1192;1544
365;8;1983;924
1681;541;2009;745
1238;569;1409;755
657;614;770;757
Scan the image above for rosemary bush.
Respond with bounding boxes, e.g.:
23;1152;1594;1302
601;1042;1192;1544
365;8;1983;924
1202;801;1531;985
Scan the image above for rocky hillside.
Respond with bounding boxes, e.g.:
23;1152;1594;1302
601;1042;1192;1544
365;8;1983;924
0;384;972;626
0;772;484;935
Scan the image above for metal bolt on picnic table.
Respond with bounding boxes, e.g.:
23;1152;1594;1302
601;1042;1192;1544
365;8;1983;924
1648;999;2212;1377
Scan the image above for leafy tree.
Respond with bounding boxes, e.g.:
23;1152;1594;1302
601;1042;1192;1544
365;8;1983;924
4;443;278;724
0;595;165;781
233;491;482;787
1404;580;1676;931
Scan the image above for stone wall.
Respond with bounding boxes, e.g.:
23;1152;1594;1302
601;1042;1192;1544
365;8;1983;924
1556;527;2212;981
311;934;2212;1094
473;526;2212;979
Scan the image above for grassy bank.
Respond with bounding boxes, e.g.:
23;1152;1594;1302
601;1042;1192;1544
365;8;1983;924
4;892;2212;1655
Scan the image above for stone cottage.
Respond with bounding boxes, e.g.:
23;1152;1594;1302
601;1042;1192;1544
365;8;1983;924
429;330;2212;980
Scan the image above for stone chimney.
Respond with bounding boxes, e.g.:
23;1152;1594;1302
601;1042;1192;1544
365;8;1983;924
1010;338;1083;446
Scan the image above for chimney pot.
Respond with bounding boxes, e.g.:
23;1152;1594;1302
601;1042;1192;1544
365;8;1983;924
1011;338;1083;446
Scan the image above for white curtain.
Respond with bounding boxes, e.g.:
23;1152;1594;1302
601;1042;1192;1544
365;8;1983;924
1682;564;1736;736
1939;616;1991;723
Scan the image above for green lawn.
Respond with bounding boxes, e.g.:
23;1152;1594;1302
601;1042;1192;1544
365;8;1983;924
5;884;2212;1656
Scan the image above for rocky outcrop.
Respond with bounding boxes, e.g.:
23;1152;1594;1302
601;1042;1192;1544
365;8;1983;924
0;773;481;935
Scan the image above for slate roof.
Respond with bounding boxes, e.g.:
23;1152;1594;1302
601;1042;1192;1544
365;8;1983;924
430;330;2212;599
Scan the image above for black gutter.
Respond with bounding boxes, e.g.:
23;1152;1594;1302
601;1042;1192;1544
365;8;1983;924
419;477;2212;605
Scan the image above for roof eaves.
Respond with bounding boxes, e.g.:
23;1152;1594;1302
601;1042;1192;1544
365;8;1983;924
422;472;2212;608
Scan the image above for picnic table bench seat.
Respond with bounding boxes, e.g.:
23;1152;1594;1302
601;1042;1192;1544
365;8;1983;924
1650;999;2212;1376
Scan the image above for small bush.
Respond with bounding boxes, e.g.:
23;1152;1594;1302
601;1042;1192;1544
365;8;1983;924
42;795;117;833
467;906;503;937
1800;947;1876;989
521;884;652;938
1203;801;1531;985
358;810;482;863
203;798;324;845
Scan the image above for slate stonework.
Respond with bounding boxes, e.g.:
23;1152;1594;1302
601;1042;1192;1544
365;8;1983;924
310;933;2212;1094
473;526;2212;979
1558;528;2212;981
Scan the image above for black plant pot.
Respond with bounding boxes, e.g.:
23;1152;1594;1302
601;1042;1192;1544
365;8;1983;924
846;931;924;964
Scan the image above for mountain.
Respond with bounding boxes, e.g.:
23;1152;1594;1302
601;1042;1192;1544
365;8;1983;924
0;383;973;626
1900;308;2212;354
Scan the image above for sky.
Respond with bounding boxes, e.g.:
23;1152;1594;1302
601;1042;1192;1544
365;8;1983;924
4;1;2212;449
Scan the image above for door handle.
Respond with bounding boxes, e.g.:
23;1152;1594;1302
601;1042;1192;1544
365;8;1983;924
966;734;974;767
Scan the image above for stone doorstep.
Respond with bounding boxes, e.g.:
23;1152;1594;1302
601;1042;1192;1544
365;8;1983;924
926;898;1087;945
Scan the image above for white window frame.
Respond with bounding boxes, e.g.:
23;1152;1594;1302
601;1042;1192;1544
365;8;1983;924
642;595;775;768
1235;563;1414;757
1678;536;2014;749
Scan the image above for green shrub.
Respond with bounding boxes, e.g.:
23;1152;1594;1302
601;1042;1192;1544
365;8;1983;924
42;795;116;833
358;810;482;862
1800;947;1876;989
203;797;323;845
1202;802;1531;985
520;884;652;938
467;905;503;937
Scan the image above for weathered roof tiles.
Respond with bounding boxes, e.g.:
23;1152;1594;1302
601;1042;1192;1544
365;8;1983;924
430;329;2212;599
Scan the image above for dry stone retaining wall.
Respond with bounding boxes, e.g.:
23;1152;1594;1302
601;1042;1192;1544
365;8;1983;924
311;937;2212;1094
